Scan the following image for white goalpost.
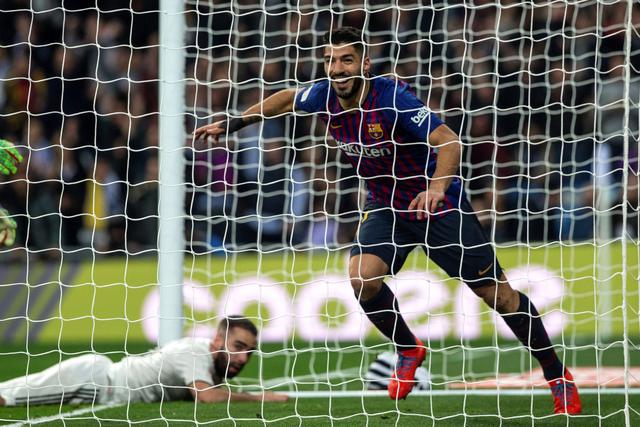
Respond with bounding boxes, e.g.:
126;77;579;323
158;0;186;347
0;0;638;425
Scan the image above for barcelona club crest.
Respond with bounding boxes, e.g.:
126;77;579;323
367;123;383;139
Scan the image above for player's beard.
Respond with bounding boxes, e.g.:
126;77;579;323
332;74;363;100
214;348;242;379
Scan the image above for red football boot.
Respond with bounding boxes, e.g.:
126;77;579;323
388;338;427;400
548;368;582;415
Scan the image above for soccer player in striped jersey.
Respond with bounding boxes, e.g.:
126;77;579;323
194;27;581;414
0;317;287;406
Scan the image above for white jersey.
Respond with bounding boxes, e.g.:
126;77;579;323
107;337;214;403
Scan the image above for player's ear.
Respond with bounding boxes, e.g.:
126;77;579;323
211;330;223;351
362;55;370;75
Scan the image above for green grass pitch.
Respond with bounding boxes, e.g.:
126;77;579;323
0;245;638;425
1;341;638;426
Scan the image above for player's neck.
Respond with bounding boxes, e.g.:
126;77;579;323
338;79;370;111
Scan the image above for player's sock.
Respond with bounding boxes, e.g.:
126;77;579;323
501;291;564;381
358;282;416;348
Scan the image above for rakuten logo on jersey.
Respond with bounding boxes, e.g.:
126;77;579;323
410;106;430;126
338;141;391;158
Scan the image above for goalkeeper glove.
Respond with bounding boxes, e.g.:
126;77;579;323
0;208;16;246
0;139;23;175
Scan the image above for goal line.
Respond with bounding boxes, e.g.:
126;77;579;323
2;404;123;427
235;367;639;398
284;388;640;399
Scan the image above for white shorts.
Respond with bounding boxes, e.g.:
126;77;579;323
0;354;113;406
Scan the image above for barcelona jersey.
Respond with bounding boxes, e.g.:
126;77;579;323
294;75;463;221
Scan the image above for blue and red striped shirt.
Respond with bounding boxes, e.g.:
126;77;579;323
294;75;463;221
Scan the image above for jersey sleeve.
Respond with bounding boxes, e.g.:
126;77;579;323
294;80;330;113
391;82;443;141
163;342;213;386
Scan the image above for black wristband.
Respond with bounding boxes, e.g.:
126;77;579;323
224;117;247;134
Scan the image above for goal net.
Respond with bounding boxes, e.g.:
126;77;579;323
0;0;638;425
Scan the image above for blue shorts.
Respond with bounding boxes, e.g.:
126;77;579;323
349;198;503;288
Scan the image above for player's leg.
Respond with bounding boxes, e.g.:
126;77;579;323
0;354;112;406
349;204;418;347
349;255;415;348
472;278;564;378
349;204;426;399
424;198;581;414
472;278;581;414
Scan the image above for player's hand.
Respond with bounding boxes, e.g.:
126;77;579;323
193;121;227;144
261;391;289;402
409;185;446;220
0;139;23;175
0;208;17;247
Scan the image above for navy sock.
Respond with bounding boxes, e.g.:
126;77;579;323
358;282;416;349
502;292;564;381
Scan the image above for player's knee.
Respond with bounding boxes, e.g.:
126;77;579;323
490;291;518;314
349;274;383;298
348;255;388;299
0;396;5;406
474;282;519;314
349;267;383;298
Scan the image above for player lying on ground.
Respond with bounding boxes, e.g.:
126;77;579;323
194;27;581;415
0;139;23;247
0;317;288;406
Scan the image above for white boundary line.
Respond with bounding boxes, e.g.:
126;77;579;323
2;404;124;427
283;388;640;398
249;349;495;389
240;349;495;390
260;368;362;388
238;366;640;398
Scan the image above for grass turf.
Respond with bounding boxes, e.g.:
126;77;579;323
1;341;638;426
1;395;638;426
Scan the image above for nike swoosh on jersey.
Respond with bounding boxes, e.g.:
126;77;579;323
330;123;342;129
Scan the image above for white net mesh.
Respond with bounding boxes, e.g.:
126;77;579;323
0;0;638;425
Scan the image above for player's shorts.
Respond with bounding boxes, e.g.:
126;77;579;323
0;354;112;406
350;197;503;288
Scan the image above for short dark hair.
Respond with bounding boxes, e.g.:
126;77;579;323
218;316;258;337
323;26;366;58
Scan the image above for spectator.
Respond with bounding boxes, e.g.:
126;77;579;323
237;137;310;250
0;2;637;254
127;153;159;252
57;118;89;249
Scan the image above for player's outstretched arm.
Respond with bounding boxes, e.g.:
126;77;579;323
193;89;297;144
0;139;23;176
409;124;462;219
189;381;289;403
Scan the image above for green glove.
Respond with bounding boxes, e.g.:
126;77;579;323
0;208;16;246
0;139;23;175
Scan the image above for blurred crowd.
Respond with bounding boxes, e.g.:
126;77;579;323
0;0;638;257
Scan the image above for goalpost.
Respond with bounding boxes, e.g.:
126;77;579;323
0;0;638;425
158;0;186;347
